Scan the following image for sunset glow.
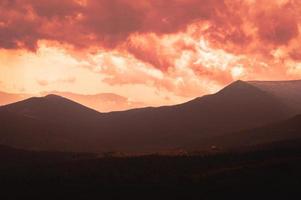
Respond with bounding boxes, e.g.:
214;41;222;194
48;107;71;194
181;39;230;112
1;0;301;110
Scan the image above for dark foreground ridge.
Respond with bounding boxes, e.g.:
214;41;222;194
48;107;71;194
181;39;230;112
0;140;301;199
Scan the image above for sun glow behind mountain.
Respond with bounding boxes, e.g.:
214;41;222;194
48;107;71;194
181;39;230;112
1;0;301;111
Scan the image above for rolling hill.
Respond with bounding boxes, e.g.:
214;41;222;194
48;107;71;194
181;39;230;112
0;80;301;153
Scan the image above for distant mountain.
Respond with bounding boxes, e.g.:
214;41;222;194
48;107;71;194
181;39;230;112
41;91;145;112
0;90;145;112
0;95;103;151
1;94;100;123
0;80;301;153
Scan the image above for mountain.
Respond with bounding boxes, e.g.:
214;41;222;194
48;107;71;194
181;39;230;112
1;94;101;123
0;90;145;112
0;80;301;153
41;91;146;112
93;80;295;152
0;95;105;151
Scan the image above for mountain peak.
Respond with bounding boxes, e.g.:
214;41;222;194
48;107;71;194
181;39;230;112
42;94;69;102
0;93;101;123
44;94;64;99
216;80;255;96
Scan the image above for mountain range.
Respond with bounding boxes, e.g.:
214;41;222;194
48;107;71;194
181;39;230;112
0;80;301;153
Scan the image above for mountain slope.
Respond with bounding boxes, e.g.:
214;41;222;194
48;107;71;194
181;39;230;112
95;80;292;151
0;95;104;152
201;114;301;150
0;108;103;152
248;80;301;114
1;94;101;124
0;80;300;153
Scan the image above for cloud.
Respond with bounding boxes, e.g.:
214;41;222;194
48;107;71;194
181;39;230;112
256;8;298;45
1;0;300;59
0;1;265;47
1;0;301;100
37;79;49;86
37;77;76;86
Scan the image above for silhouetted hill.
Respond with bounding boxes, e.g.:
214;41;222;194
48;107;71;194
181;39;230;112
96;80;293;151
0;96;102;151
0;80;301;153
1;94;100;123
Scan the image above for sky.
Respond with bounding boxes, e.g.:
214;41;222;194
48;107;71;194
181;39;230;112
1;0;301;109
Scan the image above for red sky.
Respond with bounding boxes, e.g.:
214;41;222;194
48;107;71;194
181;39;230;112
1;0;301;110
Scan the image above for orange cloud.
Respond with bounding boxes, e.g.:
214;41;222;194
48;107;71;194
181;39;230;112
37;77;77;86
1;0;301;106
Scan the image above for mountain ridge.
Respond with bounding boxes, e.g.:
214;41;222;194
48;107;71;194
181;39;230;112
0;80;301;153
